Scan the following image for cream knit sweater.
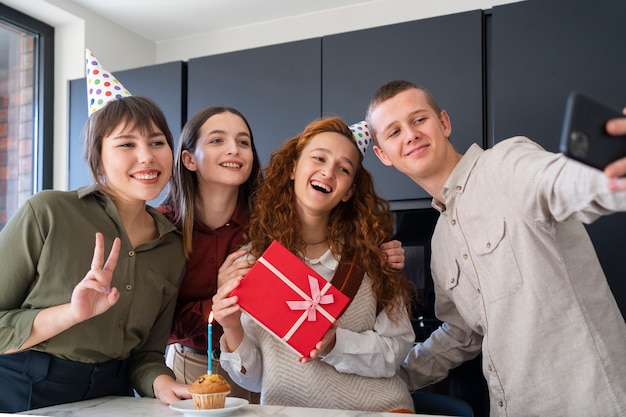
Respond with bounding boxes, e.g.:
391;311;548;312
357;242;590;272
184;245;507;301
251;276;414;412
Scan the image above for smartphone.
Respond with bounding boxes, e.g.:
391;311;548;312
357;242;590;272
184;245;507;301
560;92;626;170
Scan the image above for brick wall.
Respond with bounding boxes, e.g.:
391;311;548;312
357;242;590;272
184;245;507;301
0;34;34;229
0;92;8;228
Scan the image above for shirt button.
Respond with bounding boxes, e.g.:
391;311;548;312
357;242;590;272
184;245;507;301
486;242;491;249
128;250;135;257
126;284;133;291
225;222;231;227
450;277;456;284
498;400;504;408
463;254;468;260
451;219;456;225
118;319;125;326
477;287;481;293
455;185;462;191
487;364;493;372
209;258;215;264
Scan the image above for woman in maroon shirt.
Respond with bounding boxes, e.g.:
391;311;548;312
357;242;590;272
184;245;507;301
159;106;261;401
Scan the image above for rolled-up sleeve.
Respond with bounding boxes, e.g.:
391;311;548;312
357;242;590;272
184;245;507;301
323;303;415;378
219;313;263;393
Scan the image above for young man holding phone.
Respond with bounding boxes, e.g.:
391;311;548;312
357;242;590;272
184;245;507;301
365;80;626;417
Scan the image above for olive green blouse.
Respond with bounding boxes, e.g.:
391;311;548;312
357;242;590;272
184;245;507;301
0;185;185;397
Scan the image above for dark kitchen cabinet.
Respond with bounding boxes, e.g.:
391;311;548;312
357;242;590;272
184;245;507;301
187;39;321;166
491;0;626;317
68;61;185;199
321;10;484;203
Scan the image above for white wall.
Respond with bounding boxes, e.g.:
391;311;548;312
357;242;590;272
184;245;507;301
156;0;523;63
3;0;522;190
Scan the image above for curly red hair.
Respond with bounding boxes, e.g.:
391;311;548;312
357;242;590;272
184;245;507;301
245;116;412;320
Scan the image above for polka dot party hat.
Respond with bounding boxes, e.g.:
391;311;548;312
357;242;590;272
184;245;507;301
85;49;131;114
349;121;371;155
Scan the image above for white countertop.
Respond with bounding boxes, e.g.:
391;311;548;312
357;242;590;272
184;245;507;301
14;396;436;417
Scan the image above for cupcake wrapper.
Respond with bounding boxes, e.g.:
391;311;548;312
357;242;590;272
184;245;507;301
191;391;230;410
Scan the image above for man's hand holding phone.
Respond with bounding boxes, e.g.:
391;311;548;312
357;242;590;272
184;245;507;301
560;92;626;171
604;107;626;191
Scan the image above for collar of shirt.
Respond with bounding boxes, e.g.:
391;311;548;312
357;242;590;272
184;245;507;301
77;184;180;239
194;198;248;234
305;248;339;281
432;143;483;213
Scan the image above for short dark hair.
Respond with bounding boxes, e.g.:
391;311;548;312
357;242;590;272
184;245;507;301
83;96;174;184
365;80;442;143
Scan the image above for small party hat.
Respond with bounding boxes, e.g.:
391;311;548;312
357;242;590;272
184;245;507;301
85;49;131;114
349;121;371;155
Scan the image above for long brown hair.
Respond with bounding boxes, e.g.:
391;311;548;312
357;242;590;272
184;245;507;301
246;116;411;319
162;107;262;258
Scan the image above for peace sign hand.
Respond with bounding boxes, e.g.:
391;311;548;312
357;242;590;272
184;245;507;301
70;232;121;323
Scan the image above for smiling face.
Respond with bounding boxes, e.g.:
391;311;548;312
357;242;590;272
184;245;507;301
182;112;254;190
370;88;455;184
290;131;359;218
99;120;173;203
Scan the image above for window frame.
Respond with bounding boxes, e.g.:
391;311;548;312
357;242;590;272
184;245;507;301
0;3;54;191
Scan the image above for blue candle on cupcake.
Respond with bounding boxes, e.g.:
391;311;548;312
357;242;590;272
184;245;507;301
208;311;213;375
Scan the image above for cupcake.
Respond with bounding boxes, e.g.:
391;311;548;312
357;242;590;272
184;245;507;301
188;373;231;410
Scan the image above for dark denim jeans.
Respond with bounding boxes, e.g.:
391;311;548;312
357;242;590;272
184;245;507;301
0;350;133;412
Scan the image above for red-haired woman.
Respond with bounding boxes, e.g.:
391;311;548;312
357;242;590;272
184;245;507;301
212;116;415;413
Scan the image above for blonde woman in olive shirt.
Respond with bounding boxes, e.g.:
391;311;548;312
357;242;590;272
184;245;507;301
0;96;190;412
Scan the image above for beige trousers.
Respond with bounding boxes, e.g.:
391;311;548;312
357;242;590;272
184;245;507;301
166;343;260;404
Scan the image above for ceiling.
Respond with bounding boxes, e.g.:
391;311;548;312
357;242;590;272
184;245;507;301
66;0;376;43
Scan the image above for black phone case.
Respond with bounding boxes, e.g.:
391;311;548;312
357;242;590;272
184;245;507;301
560;92;626;170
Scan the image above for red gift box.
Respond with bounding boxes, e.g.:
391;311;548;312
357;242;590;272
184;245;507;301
231;240;350;357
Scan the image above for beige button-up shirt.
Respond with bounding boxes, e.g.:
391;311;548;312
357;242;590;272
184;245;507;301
403;137;626;417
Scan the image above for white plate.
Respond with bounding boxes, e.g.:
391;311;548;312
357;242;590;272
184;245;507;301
169;398;249;416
